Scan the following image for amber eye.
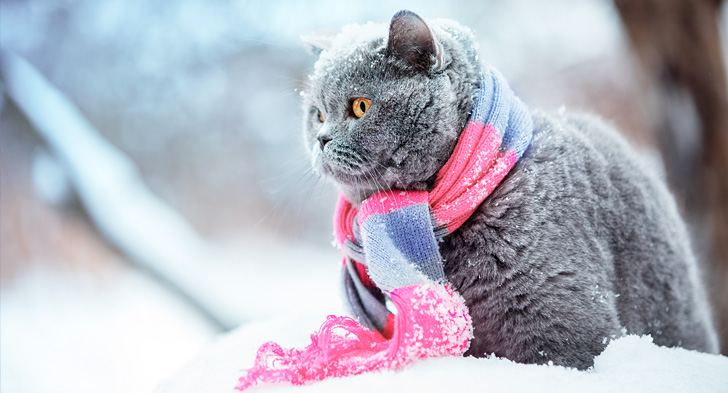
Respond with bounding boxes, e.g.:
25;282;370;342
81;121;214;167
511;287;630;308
352;98;371;118
317;109;325;123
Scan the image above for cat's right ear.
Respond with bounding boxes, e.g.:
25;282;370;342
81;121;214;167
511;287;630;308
301;33;334;57
386;10;444;72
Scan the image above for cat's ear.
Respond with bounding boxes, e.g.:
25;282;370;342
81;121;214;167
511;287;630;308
386;10;444;72
301;33;334;57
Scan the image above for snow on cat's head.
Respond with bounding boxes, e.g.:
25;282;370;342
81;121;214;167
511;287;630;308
301;10;482;204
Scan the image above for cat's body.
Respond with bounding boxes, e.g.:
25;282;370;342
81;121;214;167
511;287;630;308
442;110;718;367
302;11;718;369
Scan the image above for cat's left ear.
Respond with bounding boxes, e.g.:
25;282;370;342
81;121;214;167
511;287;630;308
301;33;334;57
386;10;445;72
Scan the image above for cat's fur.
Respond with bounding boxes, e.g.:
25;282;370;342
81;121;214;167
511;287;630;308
302;10;719;369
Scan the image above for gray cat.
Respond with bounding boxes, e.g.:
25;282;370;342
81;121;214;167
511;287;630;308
301;10;719;369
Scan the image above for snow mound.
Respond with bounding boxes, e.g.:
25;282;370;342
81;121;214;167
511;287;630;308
154;313;728;393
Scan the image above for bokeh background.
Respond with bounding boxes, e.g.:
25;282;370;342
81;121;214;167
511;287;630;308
1;1;726;392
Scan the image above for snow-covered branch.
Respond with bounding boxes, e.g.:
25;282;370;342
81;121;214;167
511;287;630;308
1;51;232;329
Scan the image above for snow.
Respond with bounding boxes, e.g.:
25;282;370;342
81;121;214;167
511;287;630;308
0;237;343;393
156;316;728;393
31;147;73;206
1;50;229;320
0;266;218;393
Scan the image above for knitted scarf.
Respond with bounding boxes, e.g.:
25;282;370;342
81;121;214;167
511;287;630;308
236;67;533;390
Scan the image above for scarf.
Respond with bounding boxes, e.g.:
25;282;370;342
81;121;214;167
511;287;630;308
236;67;533;390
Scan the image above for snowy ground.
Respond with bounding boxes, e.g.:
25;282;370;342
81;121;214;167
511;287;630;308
0;265;217;393
155;311;728;393
0;238;342;393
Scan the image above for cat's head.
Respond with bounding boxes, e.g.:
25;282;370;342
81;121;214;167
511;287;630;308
302;10;481;205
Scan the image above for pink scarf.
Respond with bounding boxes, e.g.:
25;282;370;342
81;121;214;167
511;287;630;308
236;68;532;390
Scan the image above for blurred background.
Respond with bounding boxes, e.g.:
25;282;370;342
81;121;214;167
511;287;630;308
1;1;726;392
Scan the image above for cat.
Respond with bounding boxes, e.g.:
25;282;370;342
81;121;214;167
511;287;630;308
301;10;719;369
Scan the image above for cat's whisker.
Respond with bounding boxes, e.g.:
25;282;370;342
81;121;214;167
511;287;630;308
372;161;402;194
363;170;380;197
369;166;388;196
300;170;319;206
351;172;363;202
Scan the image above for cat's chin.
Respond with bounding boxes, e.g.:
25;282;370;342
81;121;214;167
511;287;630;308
330;171;430;206
339;187;376;207
326;172;380;206
315;157;431;205
317;166;382;206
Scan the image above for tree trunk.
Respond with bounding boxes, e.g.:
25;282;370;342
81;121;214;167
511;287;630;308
615;0;728;354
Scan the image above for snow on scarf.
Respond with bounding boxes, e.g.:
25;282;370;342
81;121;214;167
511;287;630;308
236;67;533;390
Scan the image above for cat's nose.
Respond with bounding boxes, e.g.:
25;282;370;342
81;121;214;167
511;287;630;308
317;134;332;150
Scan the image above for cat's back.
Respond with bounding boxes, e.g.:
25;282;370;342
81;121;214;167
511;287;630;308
442;110;718;367
540;111;717;352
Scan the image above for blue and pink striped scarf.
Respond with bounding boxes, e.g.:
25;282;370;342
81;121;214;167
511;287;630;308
236;67;533;390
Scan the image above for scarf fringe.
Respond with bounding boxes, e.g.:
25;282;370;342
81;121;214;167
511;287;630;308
235;284;472;390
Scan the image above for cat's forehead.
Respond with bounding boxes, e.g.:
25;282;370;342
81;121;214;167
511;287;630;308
310;22;388;85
